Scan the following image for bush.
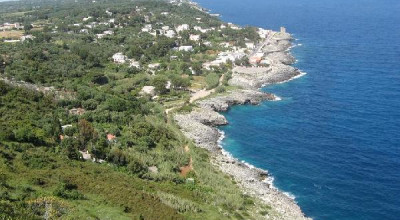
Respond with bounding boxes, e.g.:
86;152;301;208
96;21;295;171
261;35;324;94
53;182;85;200
215;86;226;93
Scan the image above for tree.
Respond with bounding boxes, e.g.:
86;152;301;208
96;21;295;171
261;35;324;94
170;75;190;90
78;119;97;149
89;137;108;160
23;23;33;32
152;75;169;94
61;138;80;160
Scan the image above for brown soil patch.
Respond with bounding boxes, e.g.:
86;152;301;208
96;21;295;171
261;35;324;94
180;157;193;177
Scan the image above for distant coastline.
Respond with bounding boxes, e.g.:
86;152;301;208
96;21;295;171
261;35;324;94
175;1;310;219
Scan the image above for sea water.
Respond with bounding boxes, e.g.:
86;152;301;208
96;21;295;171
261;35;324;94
195;0;400;219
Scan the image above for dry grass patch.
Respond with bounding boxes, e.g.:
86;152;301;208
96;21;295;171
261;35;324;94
0;30;24;39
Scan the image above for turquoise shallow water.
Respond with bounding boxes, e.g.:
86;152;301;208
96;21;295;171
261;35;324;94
196;0;400;219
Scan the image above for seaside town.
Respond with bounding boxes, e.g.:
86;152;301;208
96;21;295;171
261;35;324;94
0;0;307;219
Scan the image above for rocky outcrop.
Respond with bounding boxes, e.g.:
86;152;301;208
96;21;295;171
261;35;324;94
265;52;296;65
175;90;275;152
174;115;220;151
198;89;276;111
229;64;301;89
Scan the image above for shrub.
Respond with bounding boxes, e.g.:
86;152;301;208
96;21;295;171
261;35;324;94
53;182;85;200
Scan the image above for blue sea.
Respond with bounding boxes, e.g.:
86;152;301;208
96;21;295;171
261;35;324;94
196;0;400;219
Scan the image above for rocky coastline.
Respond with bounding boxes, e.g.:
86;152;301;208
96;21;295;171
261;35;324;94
174;31;311;219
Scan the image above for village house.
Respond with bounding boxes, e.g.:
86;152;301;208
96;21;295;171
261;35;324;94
245;42;255;49
189;34;200;41
69;108;86;115
82;16;93;22
178;46;193;52
0;23;22;31
112;52;127;64
129;60;140;69
148;63;161;69
194;26;213;33
176;24;189;33
164;30;176;38
203;50;246;70
203;41;212;47
141;24;152;33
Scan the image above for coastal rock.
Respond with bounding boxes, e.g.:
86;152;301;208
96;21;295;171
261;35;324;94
175;114;220;151
230;65;301;89
265;52;296;65
186;108;228;126
197;90;275;111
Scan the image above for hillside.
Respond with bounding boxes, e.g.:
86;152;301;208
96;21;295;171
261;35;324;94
0;0;276;219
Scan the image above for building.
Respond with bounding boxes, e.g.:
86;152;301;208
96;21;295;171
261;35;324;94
176;24;189;32
245;42;255;49
189;34;200;41
69;108;85;115
129;60;140;69
0;23;21;31
112;53;127;64
164;30;176;38
148;63;161;69
82;16;93;22
178;46;193;52
280;26;286;33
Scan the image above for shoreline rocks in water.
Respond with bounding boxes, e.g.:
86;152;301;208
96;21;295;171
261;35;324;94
174;31;311;219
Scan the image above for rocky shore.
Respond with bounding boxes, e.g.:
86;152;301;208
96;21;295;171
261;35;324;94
174;31;311;219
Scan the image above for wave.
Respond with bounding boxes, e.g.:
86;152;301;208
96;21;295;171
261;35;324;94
273;95;282;101
217;129;297;201
276;71;307;84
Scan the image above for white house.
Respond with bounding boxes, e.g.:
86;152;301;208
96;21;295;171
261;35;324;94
112;53;127;64
245;42;255;49
129;60;140;69
189;34;200;41
164;30;176;38
176;24;189;33
148;63;161;69
178;46;193;52
203;41;212;46
83;16;93;22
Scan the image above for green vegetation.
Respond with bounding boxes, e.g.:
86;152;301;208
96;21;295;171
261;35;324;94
0;0;267;219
